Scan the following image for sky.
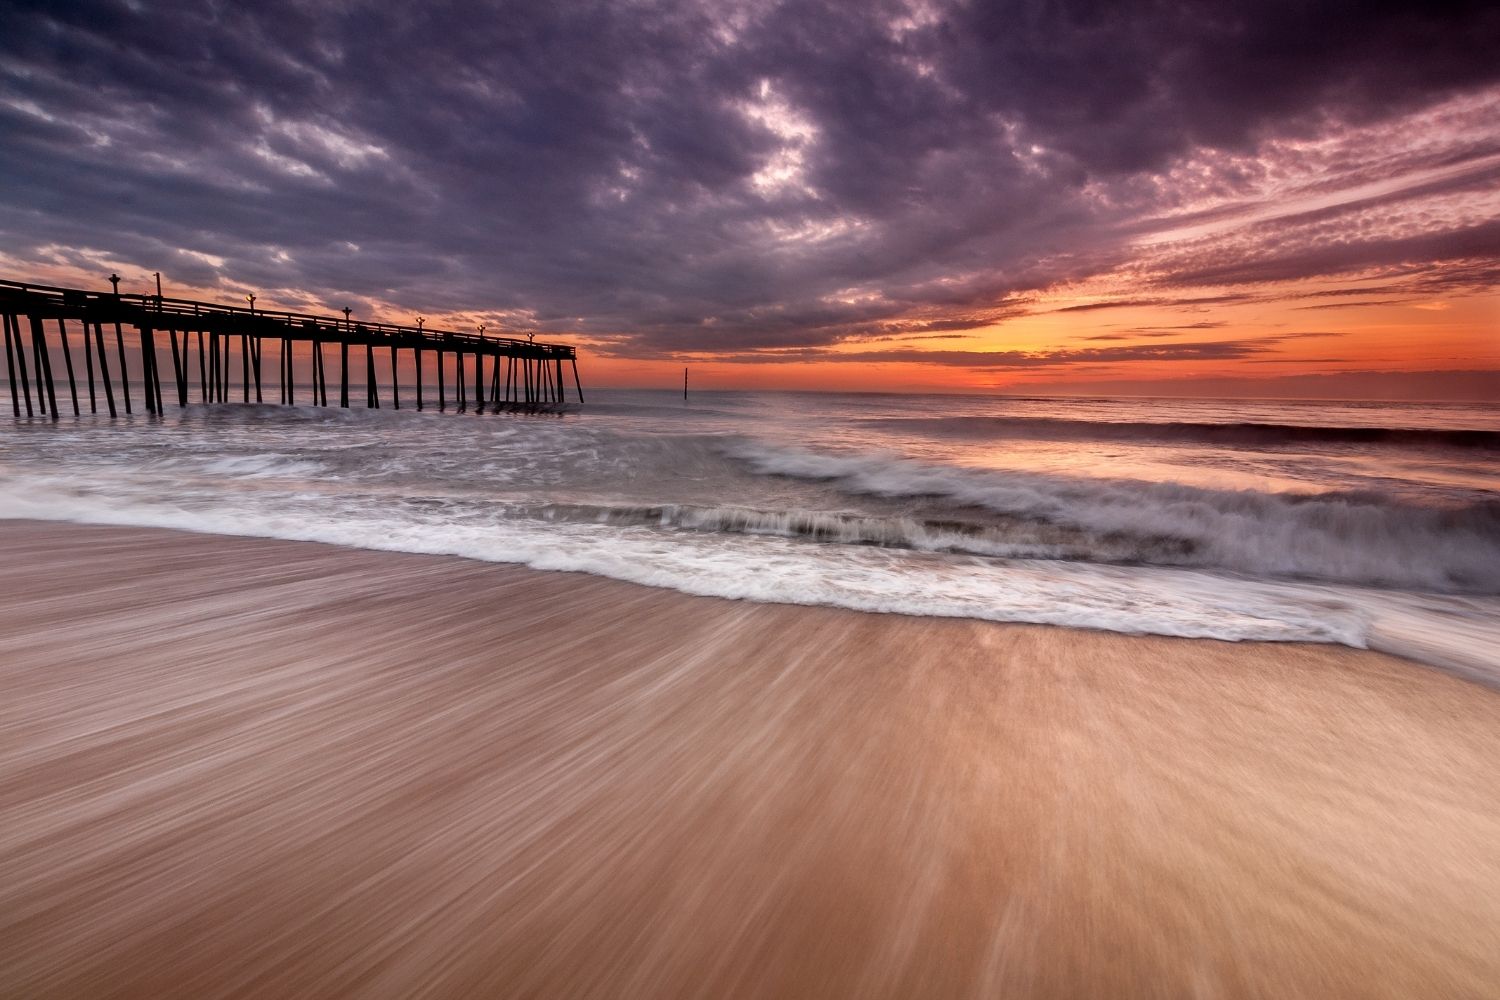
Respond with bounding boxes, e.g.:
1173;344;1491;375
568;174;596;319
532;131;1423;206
1;0;1497;398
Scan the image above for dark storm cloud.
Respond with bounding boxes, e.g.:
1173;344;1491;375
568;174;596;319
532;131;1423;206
0;0;1496;353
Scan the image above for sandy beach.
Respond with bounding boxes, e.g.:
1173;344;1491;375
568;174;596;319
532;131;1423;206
2;519;1498;999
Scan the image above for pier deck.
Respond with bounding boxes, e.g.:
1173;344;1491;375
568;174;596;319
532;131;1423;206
1;276;582;418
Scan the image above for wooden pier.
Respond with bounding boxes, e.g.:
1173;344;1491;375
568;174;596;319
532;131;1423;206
1;276;582;419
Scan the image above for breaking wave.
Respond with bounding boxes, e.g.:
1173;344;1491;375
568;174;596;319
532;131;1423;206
500;499;1194;562
725;441;1500;592
2;395;1497;677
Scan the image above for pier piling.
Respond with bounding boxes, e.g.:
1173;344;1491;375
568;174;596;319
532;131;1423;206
3;315;22;417
93;322;116;417
57;319;79;416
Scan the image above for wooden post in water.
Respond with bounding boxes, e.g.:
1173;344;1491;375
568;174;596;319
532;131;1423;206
30;315;58;418
474;326;486;413
455;348;466;412
156;331;166;413
27;316;47;415
186;308;200;407
286;337;295;405
140;326;154;415
250;337;263;403
16;315;36;417
391;343;400;410
242;333;250;402
156;333;166;413
140;326;159;416
309;334;320;405
178;332;191;406
93;322;116;417
56;319;79;416
3;315;21;417
176;331;190;406
315;336;328;406
83;317;97;413
153;327;167;414
168;328;184;407
414;345;424;410
340;308;351;408
365;336;378;408
473;349;484;414
176;332;188;406
197;331;209;402
571;358;584;403
112;321;131;415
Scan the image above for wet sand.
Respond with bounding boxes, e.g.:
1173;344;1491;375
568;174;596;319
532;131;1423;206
1;520;1498;999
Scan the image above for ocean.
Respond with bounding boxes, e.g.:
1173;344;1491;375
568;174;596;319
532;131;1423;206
2;389;1497;678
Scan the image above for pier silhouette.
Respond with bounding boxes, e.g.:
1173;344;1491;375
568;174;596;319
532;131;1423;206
1;276;582;419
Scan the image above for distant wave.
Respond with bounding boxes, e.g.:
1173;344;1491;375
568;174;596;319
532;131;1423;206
863;415;1500;450
725;440;1500;592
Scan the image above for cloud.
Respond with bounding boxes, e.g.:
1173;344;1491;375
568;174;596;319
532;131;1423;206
0;0;1496;361
672;332;1345;368
1292;299;1414;310
1149;219;1500;289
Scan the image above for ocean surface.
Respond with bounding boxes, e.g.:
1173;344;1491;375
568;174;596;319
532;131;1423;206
2;388;1498;677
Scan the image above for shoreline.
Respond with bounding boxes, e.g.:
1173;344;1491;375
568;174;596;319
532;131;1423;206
3;520;1499;998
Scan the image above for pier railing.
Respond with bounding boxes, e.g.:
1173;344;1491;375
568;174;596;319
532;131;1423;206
1;276;583;419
